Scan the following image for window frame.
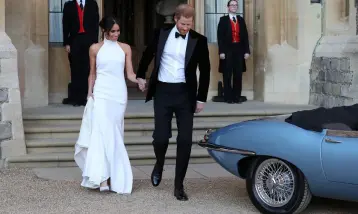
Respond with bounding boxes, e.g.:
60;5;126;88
204;0;245;44
48;0;72;47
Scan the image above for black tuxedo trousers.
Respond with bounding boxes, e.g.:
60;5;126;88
69;34;93;102
153;81;193;189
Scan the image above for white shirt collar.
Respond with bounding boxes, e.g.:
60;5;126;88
229;13;236;20
172;25;189;40
77;0;85;5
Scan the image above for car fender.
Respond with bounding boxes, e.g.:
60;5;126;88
207;120;326;185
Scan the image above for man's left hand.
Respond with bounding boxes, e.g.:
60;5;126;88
195;102;205;113
244;53;250;60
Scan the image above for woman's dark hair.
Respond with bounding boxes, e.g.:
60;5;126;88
99;16;120;34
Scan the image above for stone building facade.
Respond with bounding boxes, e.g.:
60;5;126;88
0;0;357;161
0;0;329;108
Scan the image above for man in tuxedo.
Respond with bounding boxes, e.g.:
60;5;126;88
62;0;99;106
136;4;210;201
217;0;250;104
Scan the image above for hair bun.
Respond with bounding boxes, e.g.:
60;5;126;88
98;16;120;33
98;17;106;29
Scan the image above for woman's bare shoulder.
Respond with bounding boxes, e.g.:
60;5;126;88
118;42;131;53
90;41;104;55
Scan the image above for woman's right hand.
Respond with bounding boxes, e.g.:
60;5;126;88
87;92;94;100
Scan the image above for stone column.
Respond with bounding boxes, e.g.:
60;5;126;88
194;0;203;34
0;0;26;166
5;0;48;108
0;0;4;32
23;0;48;108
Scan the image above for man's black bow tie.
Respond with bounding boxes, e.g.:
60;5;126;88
175;32;186;39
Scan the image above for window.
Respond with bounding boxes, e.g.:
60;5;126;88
49;0;71;45
204;0;244;43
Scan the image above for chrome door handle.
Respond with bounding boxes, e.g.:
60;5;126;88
325;138;342;143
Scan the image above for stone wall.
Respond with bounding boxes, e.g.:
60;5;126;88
356;0;358;34
309;35;358;108
310;56;353;107
0;32;26;163
0;88;12;143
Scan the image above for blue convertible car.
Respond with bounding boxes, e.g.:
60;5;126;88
198;112;358;214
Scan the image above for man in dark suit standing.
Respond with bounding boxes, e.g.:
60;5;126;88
217;0;250;104
136;4;210;201
62;0;99;106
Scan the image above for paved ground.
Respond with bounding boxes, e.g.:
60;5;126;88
1;163;357;214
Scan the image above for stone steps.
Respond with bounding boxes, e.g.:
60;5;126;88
10;117;243;168
12;114;242;168
22;120;235;142
4;101;315;168
23;120;236;133
20;119;233;167
25;136;202;154
23;114;260;124
25;130;206;139
4;149;213;168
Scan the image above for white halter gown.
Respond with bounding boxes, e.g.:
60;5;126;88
74;37;133;194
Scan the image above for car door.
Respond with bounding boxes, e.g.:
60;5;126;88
321;129;358;185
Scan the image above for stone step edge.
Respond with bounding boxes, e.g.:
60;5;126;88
26;143;191;153
24;121;232;133
23;111;290;120
5;149;210;163
26;136;202;148
4;158;215;168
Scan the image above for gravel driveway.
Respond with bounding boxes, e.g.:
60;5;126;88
0;168;357;214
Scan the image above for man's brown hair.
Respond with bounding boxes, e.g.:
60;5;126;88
174;4;195;20
227;0;238;7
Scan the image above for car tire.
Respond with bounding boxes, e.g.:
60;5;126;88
246;157;312;214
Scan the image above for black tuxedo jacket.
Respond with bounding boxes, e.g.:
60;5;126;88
217;15;250;73
62;0;99;46
136;26;211;112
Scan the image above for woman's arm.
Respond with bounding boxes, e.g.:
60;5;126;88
121;43;138;84
88;44;98;98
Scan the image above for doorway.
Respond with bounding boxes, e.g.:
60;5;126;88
103;0;166;99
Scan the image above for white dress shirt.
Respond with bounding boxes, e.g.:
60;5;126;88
76;0;85;6
158;26;188;83
229;13;236;22
158;26;204;104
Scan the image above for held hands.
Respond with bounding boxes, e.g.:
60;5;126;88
137;78;147;92
87;92;94;100
220;53;249;60
65;45;71;53
195;102;205;113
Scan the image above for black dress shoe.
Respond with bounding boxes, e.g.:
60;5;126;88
233;99;242;104
239;96;247;102
62;98;75;105
174;188;188;201
151;164;163;187
73;99;87;107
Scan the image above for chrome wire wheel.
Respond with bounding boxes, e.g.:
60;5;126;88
254;159;295;208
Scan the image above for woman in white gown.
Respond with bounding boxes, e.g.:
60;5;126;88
74;16;138;194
